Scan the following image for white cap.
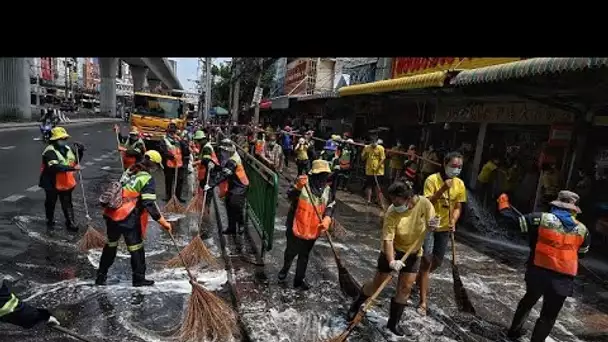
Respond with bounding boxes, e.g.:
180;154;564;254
377;139;383;145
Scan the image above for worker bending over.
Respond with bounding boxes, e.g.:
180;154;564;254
202;139;249;235
278;160;335;290
96;150;173;287
114;124;146;170
499;191;590;342
39;127;84;232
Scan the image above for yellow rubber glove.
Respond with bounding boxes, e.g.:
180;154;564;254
158;217;172;233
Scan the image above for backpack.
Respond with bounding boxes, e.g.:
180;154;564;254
99;181;123;209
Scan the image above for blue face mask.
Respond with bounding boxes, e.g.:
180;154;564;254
393;204;408;213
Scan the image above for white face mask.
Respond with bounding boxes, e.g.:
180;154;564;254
393;204;408;213
445;166;462;178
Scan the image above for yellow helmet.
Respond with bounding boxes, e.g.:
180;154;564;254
50;127;70;141
144;150;162;165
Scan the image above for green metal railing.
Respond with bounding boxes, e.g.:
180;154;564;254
235;144;279;254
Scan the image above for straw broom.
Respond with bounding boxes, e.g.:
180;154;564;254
326;231;427;342
166;231;238;341
164;165;186;213
74;147;106;251
166;171;217;268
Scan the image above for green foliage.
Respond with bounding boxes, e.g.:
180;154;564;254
211;62;231;109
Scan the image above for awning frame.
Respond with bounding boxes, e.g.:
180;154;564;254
338;71;453;97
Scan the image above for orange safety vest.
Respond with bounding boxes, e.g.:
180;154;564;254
41;145;77;191
339;148;352;170
218;153;249;198
121;138;145;170
292;181;331;240
103;171;153;238
198;142;220;181
164;136;183;168
533;213;586;276
254;140;265;156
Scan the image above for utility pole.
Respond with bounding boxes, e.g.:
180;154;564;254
252;57;264;125
228;60;234;121
232;58;241;123
203;57;212;123
64;58;69;101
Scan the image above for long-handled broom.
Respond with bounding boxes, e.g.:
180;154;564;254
166;171;217;268
373;175;388;211
114;128;125;170
303;184;360;298
327;231;426;342
446;189;475;314
74;149;106;251
166;230;238;341
164;166;186;213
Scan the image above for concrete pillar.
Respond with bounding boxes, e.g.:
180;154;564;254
130;65;148;91
99;57;118;117
0;58;32;121
469;122;488;189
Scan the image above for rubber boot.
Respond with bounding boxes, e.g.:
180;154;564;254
96;245;117;286
131;249;154;287
348;292;369;321
386;298;406;337
65;204;78;232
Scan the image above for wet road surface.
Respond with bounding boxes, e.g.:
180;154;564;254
0;123;231;342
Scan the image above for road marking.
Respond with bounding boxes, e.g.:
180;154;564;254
94;158;103;162
83;133;90;136
2;194;25;202
100;154;109;159
81;166;87;170
33;137;42;141
0;146;15;150
101;166;111;170
97;130;102;133
85;161;94;166
25;185;41;192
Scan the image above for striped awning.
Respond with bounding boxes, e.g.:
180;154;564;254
450;58;608;86
297;91;338;102
338;71;448;97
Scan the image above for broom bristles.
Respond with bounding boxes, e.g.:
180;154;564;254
185;192;203;213
165;236;217;268
178;282;238;342
164;196;186;214
330;219;347;238
77;226;107;251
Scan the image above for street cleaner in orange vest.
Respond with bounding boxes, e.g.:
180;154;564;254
96;150;173;287
0;280;61;329
39;127;84;232
202;139;249;235
277;159;336;290
159;122;185;202
192;130;219;184
114;124;146;170
336;138;355;191
498;191;590;342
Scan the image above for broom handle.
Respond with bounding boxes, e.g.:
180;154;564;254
448;187;457;265
50;325;95;342
303;184;340;259
74;148;91;220
374;175;387;211
172;164;179;197
198;165;211;234
115;130;124;170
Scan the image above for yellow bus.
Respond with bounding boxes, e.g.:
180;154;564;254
131;92;186;143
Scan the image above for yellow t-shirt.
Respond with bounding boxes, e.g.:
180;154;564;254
423;173;467;232
295;143;309;160
362;145;386;176
389;147;407;169
381;196;435;256
477;160;497;184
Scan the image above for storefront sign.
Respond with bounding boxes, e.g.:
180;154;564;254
343;63;376;85
548;125;573;146
284;58;310;96
436;102;575;125
392;57;521;79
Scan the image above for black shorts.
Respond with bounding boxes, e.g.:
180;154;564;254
377;250;421;274
364;175;383;189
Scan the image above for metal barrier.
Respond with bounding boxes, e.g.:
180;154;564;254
235;144;279;256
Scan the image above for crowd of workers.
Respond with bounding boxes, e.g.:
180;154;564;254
0;120;592;342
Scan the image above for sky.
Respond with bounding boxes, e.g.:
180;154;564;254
170;57;231;92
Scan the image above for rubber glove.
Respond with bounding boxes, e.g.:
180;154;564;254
389;260;405;272
158;217;172;233
318;216;332;232
295;175;308;190
203;184;212;192
47;316;60;326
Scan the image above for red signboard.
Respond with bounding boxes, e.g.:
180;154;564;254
284;58;309;96
392;57;521;79
40;57;54;81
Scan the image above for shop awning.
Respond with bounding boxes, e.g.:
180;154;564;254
297;91;338;102
450;58;608;86
338;71;448;97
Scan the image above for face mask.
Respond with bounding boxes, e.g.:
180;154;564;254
57;140;67;147
393;204;408;213
445;166;462;178
310;174;328;188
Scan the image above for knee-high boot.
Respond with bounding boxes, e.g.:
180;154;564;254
386;298;406;336
96;245;118;285
130;248;154;287
347;292;369;321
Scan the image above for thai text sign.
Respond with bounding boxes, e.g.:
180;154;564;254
436;102;575;125
284;58;310;96
392;57;521;79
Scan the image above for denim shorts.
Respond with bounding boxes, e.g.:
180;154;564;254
422;230;450;261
